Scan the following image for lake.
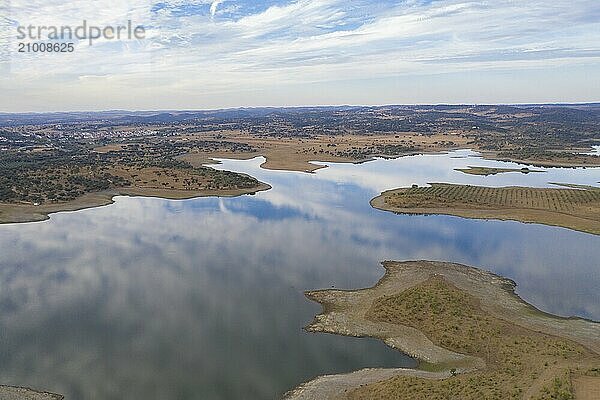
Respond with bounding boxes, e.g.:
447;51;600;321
0;150;598;399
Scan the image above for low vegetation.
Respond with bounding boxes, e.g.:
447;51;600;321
373;183;600;235
0;139;261;206
348;276;590;399
295;261;600;400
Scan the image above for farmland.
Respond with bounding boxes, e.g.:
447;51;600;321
371;184;600;235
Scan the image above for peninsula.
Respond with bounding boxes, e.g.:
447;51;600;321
287;261;600;400
371;183;600;235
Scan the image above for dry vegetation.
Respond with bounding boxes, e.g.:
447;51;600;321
372;184;600;235
291;261;600;400
349;276;593;399
179;131;468;173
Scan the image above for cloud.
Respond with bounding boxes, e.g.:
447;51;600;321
1;0;599;110
210;0;225;17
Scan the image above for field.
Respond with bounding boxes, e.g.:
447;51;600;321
289;261;600;400
371;184;600;235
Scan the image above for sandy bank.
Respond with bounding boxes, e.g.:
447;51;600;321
0;183;271;225
286;260;600;400
0;385;63;400
179;132;468;173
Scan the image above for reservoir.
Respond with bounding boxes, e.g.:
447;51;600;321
0;150;598;399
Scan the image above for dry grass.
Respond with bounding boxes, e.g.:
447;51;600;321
373;184;600;235
573;374;600;400
179;130;469;172
347;277;595;400
93;143;126;153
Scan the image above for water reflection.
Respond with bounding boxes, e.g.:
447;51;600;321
0;150;598;399
582;145;600;156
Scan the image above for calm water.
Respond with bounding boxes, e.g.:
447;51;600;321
0;150;599;399
585;145;600;156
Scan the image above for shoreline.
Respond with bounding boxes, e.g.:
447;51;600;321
3;147;599;226
0;385;64;400
193;146;600;175
0;148;453;225
370;184;600;236
181;147;428;174
454;166;545;176
176;131;472;174
287;260;600;400
481;150;600;168
191;146;600;176
0;182;271;225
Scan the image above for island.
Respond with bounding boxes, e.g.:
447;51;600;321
286;260;600;400
455;166;544;176
370;183;600;235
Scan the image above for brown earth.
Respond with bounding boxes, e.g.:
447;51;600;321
573;376;600;400
177;130;470;173
455;166;545;176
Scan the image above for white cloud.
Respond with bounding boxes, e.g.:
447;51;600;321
210;0;225;17
1;0;599;110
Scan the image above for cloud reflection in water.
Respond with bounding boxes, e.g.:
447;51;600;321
0;150;598;399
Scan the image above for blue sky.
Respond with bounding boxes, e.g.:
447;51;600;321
0;0;599;111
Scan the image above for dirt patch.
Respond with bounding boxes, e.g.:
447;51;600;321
573;376;600;400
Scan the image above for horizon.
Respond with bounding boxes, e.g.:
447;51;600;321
2;101;600;115
1;0;599;112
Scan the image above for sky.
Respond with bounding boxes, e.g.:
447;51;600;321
0;0;599;112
